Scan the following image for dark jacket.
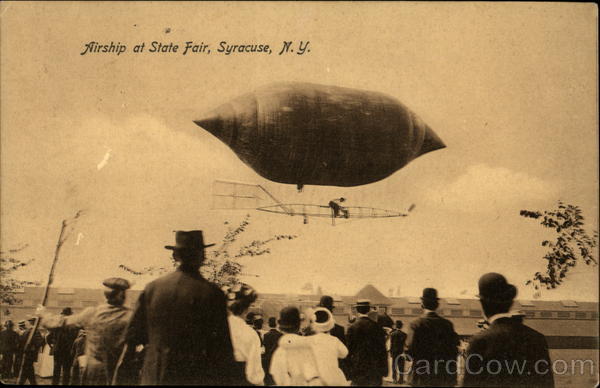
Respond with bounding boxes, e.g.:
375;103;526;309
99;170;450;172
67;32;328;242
390;329;407;356
263;329;283;361
330;323;346;345
19;328;44;363
123;268;239;385
262;328;283;385
463;316;554;387
0;328;20;354
71;331;86;359
47;325;79;358
346;316;388;381
407;311;459;387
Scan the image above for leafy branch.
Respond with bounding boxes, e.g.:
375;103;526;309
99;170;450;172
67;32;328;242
0;245;40;305
520;201;598;289
119;214;297;287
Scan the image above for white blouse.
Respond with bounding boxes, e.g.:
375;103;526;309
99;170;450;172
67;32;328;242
228;314;265;385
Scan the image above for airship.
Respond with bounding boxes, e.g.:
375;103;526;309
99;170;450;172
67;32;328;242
194;82;445;190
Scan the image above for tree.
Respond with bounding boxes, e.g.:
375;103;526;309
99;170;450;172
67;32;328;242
0;244;40;305
520;201;598;290
120;215;297;287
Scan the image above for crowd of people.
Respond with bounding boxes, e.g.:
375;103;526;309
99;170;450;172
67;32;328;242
0;230;555;386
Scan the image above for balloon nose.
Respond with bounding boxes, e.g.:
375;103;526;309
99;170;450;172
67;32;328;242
194;116;224;138
419;124;446;156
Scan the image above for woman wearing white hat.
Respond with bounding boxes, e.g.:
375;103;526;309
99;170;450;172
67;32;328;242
307;307;349;386
224;283;265;386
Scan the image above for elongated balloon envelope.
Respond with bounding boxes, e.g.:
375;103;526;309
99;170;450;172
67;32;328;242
194;82;445;189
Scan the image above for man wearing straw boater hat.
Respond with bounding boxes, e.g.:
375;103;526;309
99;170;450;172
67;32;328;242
119;230;238;385
37;277;133;385
463;273;554;387
406;288;459;387
346;299;388;386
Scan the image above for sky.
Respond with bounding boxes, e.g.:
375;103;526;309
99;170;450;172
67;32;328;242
1;2;598;301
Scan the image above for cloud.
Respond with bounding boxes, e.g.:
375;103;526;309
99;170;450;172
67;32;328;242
426;164;559;213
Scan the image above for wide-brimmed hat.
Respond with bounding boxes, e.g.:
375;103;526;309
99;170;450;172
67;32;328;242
421;288;439;301
102;277;131;291
354;299;371;308
310;307;335;333
165;230;215;251
278;306;302;330
477;273;517;303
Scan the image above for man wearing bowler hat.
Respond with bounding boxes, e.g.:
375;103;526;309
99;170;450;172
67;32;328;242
38;277;133;385
463;273;554;387
120;230;238;385
46;307;80;385
406;288;459;387
346;299;388;386
318;296;346;345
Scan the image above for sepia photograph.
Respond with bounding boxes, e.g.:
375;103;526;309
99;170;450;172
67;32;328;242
1;2;598;387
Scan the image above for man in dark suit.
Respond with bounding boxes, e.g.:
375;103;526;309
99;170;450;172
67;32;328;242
407;288;459;387
0;320;20;379
47;307;80;385
390;320;407;384
463;273;554;387
262;317;282;385
120;230;239;385
318;295;346;344
346;299;388;386
13;321;26;378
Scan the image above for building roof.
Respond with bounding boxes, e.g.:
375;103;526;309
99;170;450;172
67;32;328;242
353;284;393;305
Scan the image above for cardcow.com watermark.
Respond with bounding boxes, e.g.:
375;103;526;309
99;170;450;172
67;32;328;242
393;355;597;376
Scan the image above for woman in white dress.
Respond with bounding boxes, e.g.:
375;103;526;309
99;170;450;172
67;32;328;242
223;283;265;386
376;312;395;383
33;330;53;378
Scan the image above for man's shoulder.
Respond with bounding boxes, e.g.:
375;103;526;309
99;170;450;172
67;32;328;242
352;316;374;327
499;319;548;344
469;318;524;344
146;270;217;291
436;314;456;328
410;316;427;329
391;329;406;338
518;321;546;338
332;323;345;332
265;330;282;339
146;270;185;286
